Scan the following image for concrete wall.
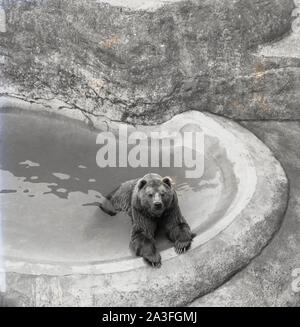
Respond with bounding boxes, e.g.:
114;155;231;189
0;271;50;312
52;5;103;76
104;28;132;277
0;0;297;124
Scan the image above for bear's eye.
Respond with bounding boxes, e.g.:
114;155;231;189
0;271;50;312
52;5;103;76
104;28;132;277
161;193;165;197
148;193;153;197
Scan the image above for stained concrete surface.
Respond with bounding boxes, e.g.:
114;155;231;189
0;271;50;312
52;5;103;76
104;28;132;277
191;121;300;307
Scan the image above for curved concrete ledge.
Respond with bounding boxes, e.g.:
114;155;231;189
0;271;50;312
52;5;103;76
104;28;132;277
1;102;289;306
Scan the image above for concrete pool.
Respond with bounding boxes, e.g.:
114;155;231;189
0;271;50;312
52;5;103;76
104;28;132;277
0;104;288;306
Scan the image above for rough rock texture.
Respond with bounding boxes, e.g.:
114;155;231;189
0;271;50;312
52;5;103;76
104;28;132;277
0;0;296;124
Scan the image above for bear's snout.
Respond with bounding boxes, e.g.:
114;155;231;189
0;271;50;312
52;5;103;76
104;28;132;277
152;193;164;212
153;193;162;203
154;202;162;209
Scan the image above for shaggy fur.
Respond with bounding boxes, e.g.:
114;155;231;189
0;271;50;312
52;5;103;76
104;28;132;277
100;173;195;267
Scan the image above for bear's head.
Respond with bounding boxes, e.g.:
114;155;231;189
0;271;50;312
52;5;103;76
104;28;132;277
135;173;174;218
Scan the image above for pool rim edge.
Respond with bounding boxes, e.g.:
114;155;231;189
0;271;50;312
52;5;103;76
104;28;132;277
0;98;289;306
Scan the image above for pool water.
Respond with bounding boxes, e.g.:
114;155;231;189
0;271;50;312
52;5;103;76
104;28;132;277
0;110;237;263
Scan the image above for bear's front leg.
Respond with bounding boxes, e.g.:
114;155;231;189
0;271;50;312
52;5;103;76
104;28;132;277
166;222;195;254
130;210;161;268
130;229;161;268
162;199;195;254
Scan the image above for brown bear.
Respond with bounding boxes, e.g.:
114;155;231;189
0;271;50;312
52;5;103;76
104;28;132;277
99;173;195;268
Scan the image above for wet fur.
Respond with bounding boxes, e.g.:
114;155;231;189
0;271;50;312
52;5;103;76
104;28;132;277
100;174;195;267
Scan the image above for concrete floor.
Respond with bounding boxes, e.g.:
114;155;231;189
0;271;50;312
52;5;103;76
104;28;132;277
192;120;300;307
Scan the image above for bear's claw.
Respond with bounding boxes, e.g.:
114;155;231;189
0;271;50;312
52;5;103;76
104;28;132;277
151;261;162;268
144;253;162;268
175;240;192;254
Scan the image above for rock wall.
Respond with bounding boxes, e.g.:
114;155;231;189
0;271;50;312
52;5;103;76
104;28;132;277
0;0;297;124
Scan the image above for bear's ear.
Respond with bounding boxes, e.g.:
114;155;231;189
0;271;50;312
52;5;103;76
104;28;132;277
162;176;173;188
137;179;147;190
